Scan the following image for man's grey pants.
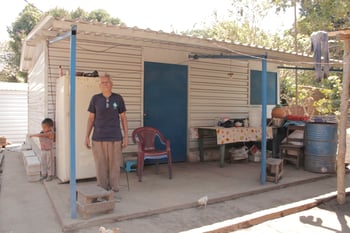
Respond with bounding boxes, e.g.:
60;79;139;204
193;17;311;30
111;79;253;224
92;141;122;192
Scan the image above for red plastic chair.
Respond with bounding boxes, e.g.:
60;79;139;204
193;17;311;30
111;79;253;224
132;127;173;182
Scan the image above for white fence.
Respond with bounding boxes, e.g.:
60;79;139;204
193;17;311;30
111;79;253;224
0;82;28;144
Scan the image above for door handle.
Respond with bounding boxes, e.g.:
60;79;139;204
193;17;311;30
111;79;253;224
143;113;147;117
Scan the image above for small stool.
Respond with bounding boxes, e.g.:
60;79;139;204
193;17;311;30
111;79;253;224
76;185;115;219
125;159;137;172
266;158;283;184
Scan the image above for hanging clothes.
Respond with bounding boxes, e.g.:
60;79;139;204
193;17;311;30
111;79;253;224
311;31;330;82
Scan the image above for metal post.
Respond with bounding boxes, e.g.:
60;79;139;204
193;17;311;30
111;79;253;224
260;54;267;184
48;24;78;218
337;38;350;204
69;25;77;218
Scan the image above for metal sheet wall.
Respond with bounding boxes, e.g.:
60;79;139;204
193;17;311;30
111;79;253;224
27;49;48;154
26;37;263;156
0;82;28;144
45;39;142;152
188;59;249;149
28;51;47;135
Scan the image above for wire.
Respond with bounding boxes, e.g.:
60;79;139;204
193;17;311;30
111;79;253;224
70;31;340;67
212;42;344;66
76;44;123;53
24;0;43;13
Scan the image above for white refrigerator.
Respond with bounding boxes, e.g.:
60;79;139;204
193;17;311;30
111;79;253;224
56;76;100;182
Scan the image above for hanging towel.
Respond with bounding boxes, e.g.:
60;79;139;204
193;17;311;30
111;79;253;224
311;31;330;82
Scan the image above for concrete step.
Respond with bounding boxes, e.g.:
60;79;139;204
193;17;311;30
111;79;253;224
24;155;41;182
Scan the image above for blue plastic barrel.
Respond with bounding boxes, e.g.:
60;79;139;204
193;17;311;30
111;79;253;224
304;122;338;173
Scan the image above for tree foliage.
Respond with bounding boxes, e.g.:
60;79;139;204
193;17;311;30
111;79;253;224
47;7;123;25
298;0;350;35
186;0;348;114
185;0;278;47
1;5;42;82
277;0;349;114
0;42;18;82
1;5;123;82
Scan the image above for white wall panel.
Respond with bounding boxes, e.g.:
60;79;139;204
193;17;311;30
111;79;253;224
28;50;46;135
0;83;28;144
188;59;249;150
46;40;142;151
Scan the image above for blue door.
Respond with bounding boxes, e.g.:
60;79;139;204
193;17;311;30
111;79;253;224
144;62;188;162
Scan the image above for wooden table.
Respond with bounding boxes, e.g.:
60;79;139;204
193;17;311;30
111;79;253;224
197;126;273;167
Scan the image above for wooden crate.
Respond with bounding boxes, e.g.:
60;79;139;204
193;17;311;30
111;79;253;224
76;185;115;219
266;158;283;184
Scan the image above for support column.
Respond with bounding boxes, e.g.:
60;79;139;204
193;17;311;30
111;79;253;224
260;54;267;184
337;38;350;204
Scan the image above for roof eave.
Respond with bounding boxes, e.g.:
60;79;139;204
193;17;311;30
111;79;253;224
21;16;328;70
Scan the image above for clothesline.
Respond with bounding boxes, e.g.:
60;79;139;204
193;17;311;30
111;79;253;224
277;66;343;72
213;42;345;66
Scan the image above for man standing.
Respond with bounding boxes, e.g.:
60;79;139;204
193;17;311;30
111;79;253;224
85;73;128;194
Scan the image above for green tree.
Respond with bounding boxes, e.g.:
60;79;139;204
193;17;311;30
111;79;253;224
228;0;272;45
70;7;88;20
5;4;42;82
87;9;122;25
47;7;123;25
298;0;350;35
46;7;69;18
185;0;344;116
272;0;350;57
3;5;124;82
270;0;347;115
184;2;280;48
0;42;18;82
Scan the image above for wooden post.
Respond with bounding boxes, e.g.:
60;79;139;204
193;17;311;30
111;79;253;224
337;38;350;204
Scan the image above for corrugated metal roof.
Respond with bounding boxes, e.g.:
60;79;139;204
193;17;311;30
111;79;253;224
21;15;336;71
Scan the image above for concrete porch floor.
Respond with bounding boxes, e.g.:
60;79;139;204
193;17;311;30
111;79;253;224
42;154;331;231
1;149;341;232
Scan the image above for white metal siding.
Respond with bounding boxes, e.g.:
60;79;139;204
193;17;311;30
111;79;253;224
27;35;279;158
0;82;28;143
188;59;249;149
28;51;47;135
46;39;142;152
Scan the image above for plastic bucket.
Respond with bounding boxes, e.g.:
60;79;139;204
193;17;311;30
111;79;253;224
304;122;338;173
249;107;261;127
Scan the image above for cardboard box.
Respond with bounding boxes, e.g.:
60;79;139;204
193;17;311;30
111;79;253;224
249;153;261;162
